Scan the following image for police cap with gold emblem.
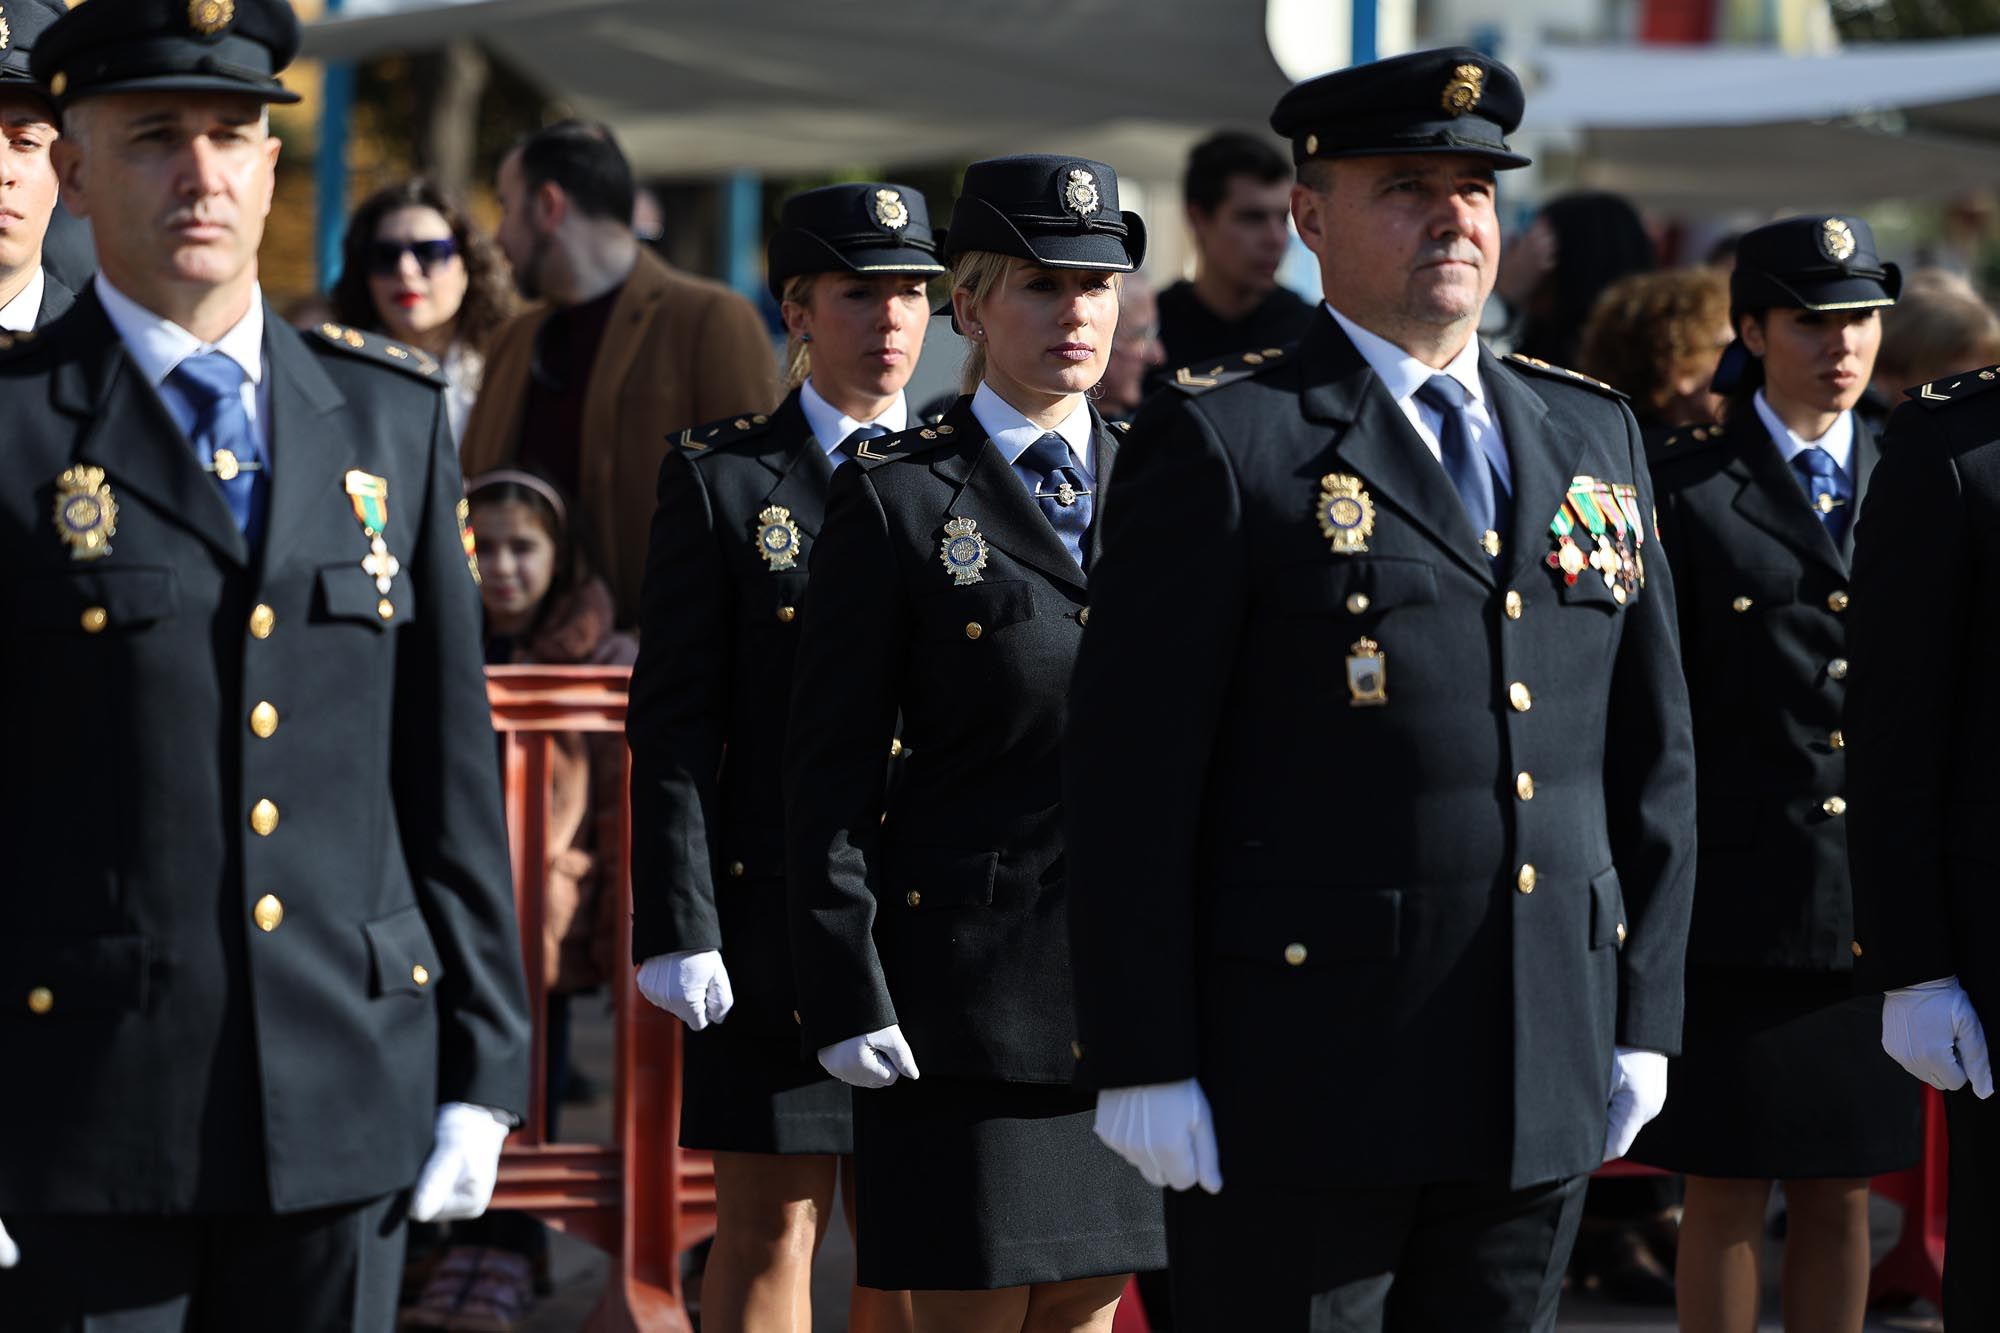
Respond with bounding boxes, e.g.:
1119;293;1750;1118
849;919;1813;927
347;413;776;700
766;182;947;299
1270;46;1530;171
1731;214;1901;316
943;154;1146;273
31;0;302;108
0;0;67;90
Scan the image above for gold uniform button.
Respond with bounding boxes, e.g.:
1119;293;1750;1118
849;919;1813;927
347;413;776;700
965;622;983;640
890;738;904;757
1732;596;1753;613
249;702;279;739
1504;590;1523;620
1823;795;1848;817
27;986;53;1016
412;964;430;987
1517;864;1537;894
1508;682;1533;713
1829;729;1845;750
1828;658;1850;681
1828;589;1851;613
1616;923;1628;945
906;891;921;908
253;894;284;932
728;861;746;878
1283;942;1308;966
1346;593;1371;615
249;604;276;639
776;605;797;623
1851;940;1864;958
80;606;108;633
1515;771;1535;800
1078;607;1091;626
249;799;279;836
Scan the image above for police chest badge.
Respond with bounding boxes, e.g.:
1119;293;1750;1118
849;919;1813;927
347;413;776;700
1347;637;1387;707
939;516;989;586
1317;473;1375;554
54;465;118;561
344;469;401;621
755;505;803;572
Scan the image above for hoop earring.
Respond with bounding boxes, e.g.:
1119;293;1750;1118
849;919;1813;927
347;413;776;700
800;332;813;343
1086;381;1106;401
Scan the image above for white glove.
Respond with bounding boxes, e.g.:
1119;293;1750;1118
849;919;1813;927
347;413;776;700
636;950;734;1031
410;1102;512;1223
0;1216;17;1268
816;1024;920;1089
1603;1046;1669;1162
1094;1078;1224;1194
1884;976;1995;1098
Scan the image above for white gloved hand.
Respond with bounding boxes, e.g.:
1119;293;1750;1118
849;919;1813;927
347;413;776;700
1603;1046;1670;1162
816;1025;920;1089
1094;1078;1224;1194
636;950;734;1031
0;1216;17;1268
1884;976;1995;1099
410;1102;512;1223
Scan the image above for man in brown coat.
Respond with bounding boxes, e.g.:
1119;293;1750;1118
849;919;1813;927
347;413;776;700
460;120;776;625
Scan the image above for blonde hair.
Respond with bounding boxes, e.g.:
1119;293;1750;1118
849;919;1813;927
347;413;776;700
952;250;1122;396
779;273;818;389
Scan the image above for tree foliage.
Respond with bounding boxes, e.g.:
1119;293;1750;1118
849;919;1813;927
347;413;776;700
1832;0;2000;38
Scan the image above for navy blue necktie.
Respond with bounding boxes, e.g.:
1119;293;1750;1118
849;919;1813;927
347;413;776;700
170;352;267;546
1415;375;1507;557
835;422;888;466
1791;447;1851;545
1020;432;1092;570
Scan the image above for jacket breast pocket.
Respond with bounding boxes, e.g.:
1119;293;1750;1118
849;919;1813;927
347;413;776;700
1718;567;1797;616
0;933;149;1016
916;579;1037;640
1209;889;1402;968
886;844;1000;911
1558;570;1630;613
317;561;418;630
17;565;178;634
1271;558;1438;621
1590;868;1627;950
362;905;444;998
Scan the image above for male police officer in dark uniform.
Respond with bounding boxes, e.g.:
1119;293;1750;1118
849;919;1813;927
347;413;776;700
1065;49;1696;1330
0;2;531;1327
0;0;75;330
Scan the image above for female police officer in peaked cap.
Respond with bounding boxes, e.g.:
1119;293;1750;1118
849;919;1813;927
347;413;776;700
628;181;946;1333
782;155;1165;1333
1631;215;1917;1333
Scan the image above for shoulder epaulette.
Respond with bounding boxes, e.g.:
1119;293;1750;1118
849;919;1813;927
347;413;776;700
1110;420;1131;433
852;420;962;467
1909;365;2000;410
1646;421;1728;463
1167;346;1291;396
310;322;443;383
674;410;776;453
1506;353;1627;400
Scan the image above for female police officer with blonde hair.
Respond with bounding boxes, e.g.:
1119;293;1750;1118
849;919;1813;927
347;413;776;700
629;181;945;1333
783;156;1165;1333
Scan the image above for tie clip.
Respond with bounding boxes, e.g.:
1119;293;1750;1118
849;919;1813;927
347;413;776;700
1035;482;1093;507
206;449;262;481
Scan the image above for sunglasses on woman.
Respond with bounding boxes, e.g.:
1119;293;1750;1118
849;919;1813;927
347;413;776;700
367;237;459;276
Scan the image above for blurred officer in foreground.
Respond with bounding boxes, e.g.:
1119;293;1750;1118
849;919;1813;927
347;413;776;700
630;180;944;1333
0;1;531;1327
1066;48;1695;1330
0;0;73;328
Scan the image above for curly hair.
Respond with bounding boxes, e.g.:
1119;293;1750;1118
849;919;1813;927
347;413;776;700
1575;268;1731;423
330;179;517;359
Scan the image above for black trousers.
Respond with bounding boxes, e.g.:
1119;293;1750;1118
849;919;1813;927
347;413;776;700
1165;1174;1586;1332
0;1192;407;1333
1946;1087;2000;1328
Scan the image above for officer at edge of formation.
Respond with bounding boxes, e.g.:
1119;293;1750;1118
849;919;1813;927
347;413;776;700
1064;48;1697;1330
0;1;532;1328
0;0;76;330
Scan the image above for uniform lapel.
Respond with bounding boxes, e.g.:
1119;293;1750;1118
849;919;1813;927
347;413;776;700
930;399;1088;595
1840;414;1879;568
760;391;834;539
1298;314;1491;584
258;312;350;576
1725;412;1845;576
58;293;247;566
1483;351;1591;588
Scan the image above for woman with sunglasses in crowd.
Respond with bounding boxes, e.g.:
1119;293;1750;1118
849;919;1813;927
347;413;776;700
332;179;518;447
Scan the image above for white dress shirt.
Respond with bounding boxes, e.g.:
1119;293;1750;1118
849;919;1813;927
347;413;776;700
0;267;45;333
970;381;1095;499
1325;302;1512;495
800;376;909;462
96;273;271;458
1752;388;1853;477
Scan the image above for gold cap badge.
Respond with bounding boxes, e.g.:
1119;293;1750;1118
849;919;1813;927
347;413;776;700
0;10;12;53
1820;218;1857;263
873;188;909;232
1063;168;1100;218
1442;63;1485;116
189;0;235;35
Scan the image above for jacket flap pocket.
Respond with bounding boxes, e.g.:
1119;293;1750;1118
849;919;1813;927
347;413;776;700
1590;868;1627;950
1274;559;1438;617
917;579;1036;634
317;561;418;629
362;905;444;997
1557;570;1626;611
18;566;178;631
1209;889;1402;966
0;934;148;1016
1726;566;1799;610
886;844;999;910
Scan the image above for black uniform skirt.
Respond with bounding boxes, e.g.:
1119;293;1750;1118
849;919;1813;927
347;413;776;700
1629;969;1921;1178
678;1021;852;1155
851;1077;1167;1291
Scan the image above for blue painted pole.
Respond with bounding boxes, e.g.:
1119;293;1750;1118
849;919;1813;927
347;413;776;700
720;170;760;299
1351;0;1377;66
314;0;352;292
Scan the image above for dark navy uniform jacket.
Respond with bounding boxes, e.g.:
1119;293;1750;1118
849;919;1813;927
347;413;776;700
0;294;530;1215
1064;312;1696;1191
1649;408;1876;973
784;395;1120;1084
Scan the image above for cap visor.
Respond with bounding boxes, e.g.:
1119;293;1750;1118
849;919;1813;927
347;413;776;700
1766;272;1898;312
1018;232;1137;272
1315;143;1532;170
835;243;948;278
61;73;301;105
